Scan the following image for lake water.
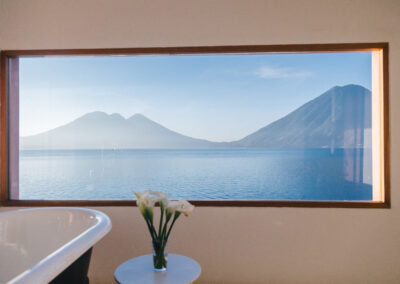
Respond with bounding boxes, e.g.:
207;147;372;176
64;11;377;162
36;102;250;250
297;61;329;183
18;148;372;201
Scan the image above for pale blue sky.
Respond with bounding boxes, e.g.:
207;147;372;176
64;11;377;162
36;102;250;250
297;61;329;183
19;52;371;141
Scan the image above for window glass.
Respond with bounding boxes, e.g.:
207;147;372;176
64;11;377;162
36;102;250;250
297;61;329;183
15;52;375;201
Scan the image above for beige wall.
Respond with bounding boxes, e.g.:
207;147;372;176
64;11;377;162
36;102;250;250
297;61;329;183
1;0;400;283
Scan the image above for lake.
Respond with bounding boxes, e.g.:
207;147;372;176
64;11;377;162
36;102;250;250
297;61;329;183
18;148;372;201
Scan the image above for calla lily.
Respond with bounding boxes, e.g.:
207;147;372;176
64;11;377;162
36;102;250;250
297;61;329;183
163;200;180;220
135;191;153;209
135;191;158;221
175;199;195;216
134;190;195;271
135;190;168;208
165;200;181;211
147;190;169;203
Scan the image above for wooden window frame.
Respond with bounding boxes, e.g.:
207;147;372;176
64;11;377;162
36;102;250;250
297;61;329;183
0;43;390;208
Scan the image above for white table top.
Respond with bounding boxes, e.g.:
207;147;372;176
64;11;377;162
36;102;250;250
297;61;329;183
114;254;201;284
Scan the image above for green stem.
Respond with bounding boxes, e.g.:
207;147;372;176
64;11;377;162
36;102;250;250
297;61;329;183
148;218;158;239
158;218;169;249
152;243;167;270
165;213;180;241
158;206;164;237
163;215;171;235
145;217;157;240
162;215;171;236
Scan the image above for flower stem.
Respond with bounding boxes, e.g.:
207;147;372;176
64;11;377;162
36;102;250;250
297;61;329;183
145;217;157;240
166;212;180;241
158;206;164;237
160;213;172;246
152;241;167;270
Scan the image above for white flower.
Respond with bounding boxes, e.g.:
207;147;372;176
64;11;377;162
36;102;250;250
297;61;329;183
176;199;195;216
135;190;153;208
166;199;194;217
135;190;167;207
147;190;168;203
165;200;181;211
135;190;170;219
134;191;194;242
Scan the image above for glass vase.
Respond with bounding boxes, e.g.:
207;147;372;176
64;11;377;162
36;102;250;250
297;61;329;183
151;238;168;272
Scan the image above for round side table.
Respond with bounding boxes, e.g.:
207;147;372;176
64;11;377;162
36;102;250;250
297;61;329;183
114;254;201;284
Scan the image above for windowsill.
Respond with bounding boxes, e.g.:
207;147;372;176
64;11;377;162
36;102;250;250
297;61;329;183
0;199;390;208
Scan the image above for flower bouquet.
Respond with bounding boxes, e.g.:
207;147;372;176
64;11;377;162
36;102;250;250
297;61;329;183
135;190;195;271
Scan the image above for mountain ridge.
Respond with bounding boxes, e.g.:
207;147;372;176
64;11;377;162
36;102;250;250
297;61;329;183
231;84;371;148
20;84;372;150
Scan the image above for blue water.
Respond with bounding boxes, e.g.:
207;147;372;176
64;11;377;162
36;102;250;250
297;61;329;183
18;149;372;200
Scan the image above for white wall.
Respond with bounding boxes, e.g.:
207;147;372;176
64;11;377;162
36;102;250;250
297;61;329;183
1;0;400;283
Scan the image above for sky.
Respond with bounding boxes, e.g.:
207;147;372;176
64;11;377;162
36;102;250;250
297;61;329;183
19;52;372;141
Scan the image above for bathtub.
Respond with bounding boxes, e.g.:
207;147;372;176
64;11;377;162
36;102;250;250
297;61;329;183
0;207;112;284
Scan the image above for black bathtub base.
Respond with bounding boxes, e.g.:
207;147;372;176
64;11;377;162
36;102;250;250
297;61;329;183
49;248;92;284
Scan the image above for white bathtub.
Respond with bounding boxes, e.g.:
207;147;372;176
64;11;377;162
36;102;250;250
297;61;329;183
0;207;112;284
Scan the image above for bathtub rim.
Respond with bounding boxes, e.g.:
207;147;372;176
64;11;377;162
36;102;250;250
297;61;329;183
1;207;112;284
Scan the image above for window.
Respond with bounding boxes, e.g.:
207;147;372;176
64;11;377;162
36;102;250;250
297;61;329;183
0;44;390;207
